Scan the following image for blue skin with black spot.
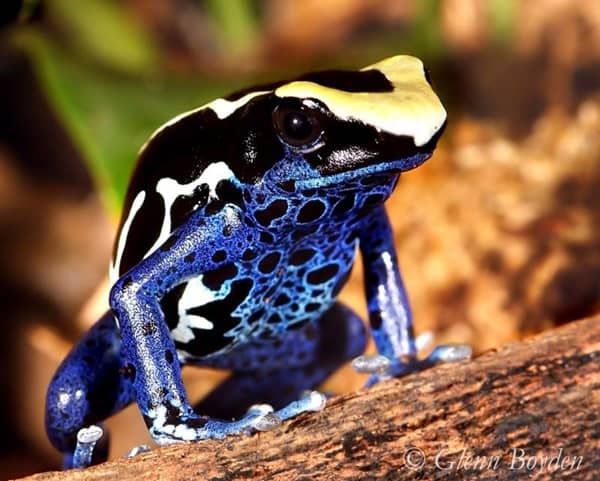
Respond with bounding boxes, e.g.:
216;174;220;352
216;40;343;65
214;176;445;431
45;66;445;468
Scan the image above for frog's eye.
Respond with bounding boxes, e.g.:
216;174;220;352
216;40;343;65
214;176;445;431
273;102;324;151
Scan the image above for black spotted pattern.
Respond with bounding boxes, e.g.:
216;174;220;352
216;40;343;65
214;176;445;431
165;171;402;361
297;200;326;223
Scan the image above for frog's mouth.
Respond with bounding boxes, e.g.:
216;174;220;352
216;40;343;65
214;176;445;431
293;151;431;191
291;120;444;191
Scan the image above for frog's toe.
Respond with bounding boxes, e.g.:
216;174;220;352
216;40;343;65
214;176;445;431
353;342;472;387
244;404;282;432
150;392;326;445
274;390;327;421
125;444;152;459
71;425;104;469
352;354;392;379
426;344;472;364
212;390;326;435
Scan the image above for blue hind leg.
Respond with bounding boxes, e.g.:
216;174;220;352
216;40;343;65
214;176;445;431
195;302;367;419
45;311;134;469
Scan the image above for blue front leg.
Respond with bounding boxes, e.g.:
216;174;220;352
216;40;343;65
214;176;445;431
111;205;252;443
110;205;323;447
358;206;471;381
359;206;416;362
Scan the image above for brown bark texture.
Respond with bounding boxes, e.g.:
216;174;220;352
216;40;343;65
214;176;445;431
18;315;600;481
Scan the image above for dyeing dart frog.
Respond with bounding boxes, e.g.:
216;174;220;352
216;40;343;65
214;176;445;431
45;55;470;468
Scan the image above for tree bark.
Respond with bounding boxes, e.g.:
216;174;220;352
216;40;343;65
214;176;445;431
19;315;600;481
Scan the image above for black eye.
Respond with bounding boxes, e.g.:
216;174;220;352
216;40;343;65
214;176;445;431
273;102;324;149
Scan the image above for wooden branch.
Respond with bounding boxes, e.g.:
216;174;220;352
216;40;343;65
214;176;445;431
21;315;600;481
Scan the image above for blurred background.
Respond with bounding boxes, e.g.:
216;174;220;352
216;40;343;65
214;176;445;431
0;0;598;477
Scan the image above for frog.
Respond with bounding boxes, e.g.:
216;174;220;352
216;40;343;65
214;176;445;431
45;55;470;469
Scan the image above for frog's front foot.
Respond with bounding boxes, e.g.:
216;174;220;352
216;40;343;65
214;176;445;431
353;335;472;387
150;391;327;446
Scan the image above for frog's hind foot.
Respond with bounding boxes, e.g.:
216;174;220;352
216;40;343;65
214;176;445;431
45;312;134;469
70;426;104;469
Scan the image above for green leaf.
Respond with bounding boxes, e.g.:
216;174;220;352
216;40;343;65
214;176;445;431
46;0;158;75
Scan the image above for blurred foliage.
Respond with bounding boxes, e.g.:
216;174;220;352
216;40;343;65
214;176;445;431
407;0;446;57
9;33;241;212
205;0;259;56
487;0;516;46
47;0;158;75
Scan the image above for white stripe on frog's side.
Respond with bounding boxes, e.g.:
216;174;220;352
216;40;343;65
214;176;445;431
111;162;236;332
145;161;236;259
139;91;270;155
110;190;146;284
150;163;237;338
171;276;216;343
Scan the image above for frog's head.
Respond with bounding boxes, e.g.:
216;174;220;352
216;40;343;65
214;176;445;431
256;55;447;191
199;55;443;192
114;56;445;276
136;55;445;199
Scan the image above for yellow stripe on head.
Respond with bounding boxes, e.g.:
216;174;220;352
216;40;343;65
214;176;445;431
274;55;446;147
